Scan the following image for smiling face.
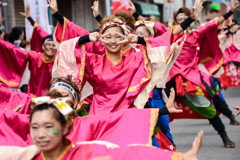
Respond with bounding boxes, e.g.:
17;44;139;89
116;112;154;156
102;26;124;54
42;41;57;58
30;108;65;152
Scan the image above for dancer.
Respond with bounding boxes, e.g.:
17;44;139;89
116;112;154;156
0;3;4;40
165;0;240;148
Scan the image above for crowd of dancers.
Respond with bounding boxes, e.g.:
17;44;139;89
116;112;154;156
0;0;240;159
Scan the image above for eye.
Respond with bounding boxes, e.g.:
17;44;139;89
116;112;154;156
46;125;53;129
31;126;38;130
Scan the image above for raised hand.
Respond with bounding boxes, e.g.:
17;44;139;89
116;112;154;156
91;0;99;17
48;0;58;14
126;33;138;43
99;32;111;44
183;130;204;160
19;5;30;18
233;106;240;117
127;1;136;14
89;32;101;42
166;88;183;114
231;0;240;12
190;0;203;20
35;16;39;24
116;32;129;45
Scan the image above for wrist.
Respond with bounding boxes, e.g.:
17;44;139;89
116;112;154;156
52;9;58;14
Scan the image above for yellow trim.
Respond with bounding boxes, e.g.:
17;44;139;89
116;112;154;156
0;76;19;87
209;54;224;74
200;56;214;64
144;38;151;48
171;152;184;160
147;109;159;146
127;48;151;92
121;46;130;54
42;54;55;63
60;17;69;43
41;143;72;160
79;45;86;89
106;54;122;66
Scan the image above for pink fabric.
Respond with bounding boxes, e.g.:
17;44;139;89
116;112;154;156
27;51;54;96
34;143;182;160
0;109;158;147
0;83;33;114
154;21;169;37
168;21;219;86
30;25;50;53
0;39;28;88
223;40;240;64
68;109;158;146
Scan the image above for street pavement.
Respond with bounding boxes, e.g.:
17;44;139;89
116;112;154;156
170;87;240;160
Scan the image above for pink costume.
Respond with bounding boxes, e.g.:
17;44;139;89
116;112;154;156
55;29;182;115
0;39;28;88
154;21;170;37
30;24;50;53
168;20;223;91
219;29;240;88
27;51;54;96
0;39;54;96
0;108;159;147
32;142;183;160
0;83;33;114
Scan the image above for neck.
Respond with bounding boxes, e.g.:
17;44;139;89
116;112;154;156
122;44;130;52
106;51;122;64
42;142;68;160
42;54;54;62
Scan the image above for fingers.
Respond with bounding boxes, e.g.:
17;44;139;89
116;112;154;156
19;12;25;16
192;130;204;154
116;38;129;45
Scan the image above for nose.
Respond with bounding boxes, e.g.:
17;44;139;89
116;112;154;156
110;37;117;44
36;128;47;138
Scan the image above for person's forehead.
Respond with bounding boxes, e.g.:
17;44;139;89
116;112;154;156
31;109;56;124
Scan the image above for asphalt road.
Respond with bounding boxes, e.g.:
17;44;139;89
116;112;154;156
170;87;240;160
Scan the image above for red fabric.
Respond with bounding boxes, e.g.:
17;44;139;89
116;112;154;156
30;25;50;53
219;63;240;89
155;129;176;151
154;21;169;37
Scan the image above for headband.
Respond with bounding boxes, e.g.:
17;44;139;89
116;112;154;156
176;13;188;20
50;82;78;100
135;21;155;37
100;18;130;35
32;96;74;118
43;38;54;44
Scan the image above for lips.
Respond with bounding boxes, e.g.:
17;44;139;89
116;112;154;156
109;45;118;49
38;141;49;147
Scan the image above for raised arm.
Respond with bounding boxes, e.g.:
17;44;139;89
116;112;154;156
172;0;203;34
19;5;36;26
91;0;103;22
0;3;5;39
216;0;240;26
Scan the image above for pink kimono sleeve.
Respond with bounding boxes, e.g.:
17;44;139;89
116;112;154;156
154;21;169;37
198;20;224;75
0;39;28;88
54;17;90;43
30;24;50;53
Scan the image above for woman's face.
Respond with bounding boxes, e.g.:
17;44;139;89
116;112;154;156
102;26;124;54
30;109;65;152
135;26;152;38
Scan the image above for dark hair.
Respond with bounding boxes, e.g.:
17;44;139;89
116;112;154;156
20;40;30;49
30;103;72;139
174;7;191;22
8;27;24;43
114;10;136;32
42;35;53;44
50;75;81;102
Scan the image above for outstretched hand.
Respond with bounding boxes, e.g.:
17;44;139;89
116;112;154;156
166;88;183;114
191;0;203;20
127;1;136;14
231;0;240;12
48;0;58;14
233;106;240;117
89;32;101;42
91;0;99;17
183;130;204;160
19;5;30;18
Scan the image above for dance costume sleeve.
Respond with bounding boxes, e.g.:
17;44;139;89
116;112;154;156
0;39;28;88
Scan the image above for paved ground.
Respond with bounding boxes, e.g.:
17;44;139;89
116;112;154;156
170;87;240;160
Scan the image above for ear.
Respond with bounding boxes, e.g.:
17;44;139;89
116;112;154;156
42;44;45;51
63;121;72;136
73;99;78;108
